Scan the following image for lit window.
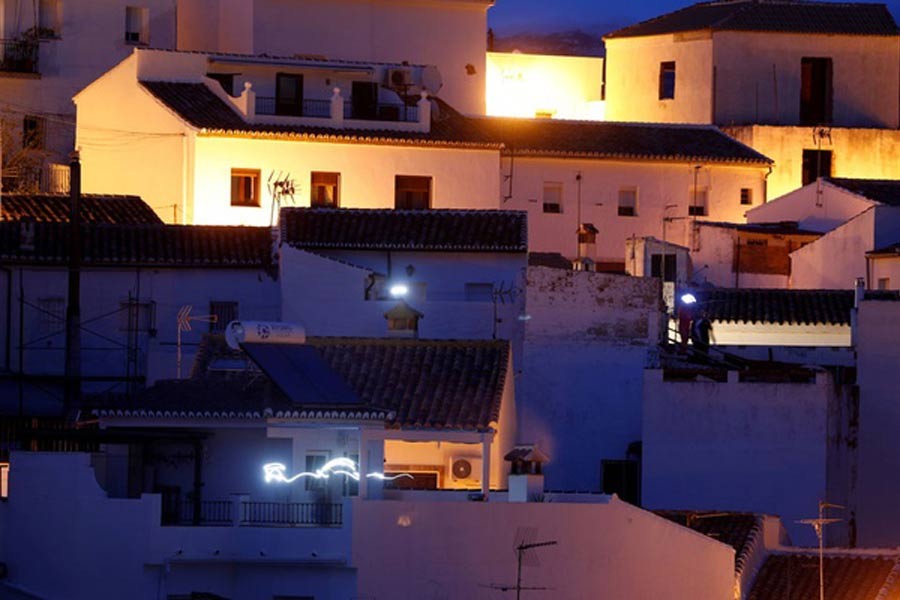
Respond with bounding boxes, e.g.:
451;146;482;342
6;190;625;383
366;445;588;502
231;169;260;207
688;187;708;217
395;176;431;210
618;188;637;217
659;61;676;100
125;6;149;45
38;0;61;37
209;301;238;332
740;188;753;205
0;463;7;498
311;172;340;208
542;182;563;214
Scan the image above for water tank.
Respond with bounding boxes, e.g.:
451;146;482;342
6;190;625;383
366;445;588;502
225;321;306;350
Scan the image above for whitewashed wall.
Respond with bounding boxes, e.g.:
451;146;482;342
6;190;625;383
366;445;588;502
521;267;662;491
352;496;735;600
642;369;838;546
745;180;875;233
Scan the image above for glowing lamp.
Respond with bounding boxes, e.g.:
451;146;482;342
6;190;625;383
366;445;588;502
680;293;697;305
389;284;409;298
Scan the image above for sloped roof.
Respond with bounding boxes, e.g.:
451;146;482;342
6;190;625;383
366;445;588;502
655;511;763;574
280;207;528;252
826;178;900;206
140;81;771;165
0;222;276;270
695;288;854;325
606;1;899;39
868;242;900;256
1;193;162;225
748;554;900;600
94;335;511;432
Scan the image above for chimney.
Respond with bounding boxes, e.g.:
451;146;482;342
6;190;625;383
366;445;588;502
505;445;549;502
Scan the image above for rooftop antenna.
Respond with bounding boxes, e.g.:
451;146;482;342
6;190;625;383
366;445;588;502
813;127;833;207
175;305;217;379
797;499;843;600
268;171;297;226
482;527;558;599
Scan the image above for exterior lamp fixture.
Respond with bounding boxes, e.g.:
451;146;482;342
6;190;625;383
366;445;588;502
389;283;409;298
680;293;697;305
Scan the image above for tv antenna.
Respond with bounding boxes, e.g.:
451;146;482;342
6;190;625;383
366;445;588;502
797;499;843;600
175;305;218;379
482;527;558;599
267;171;297;226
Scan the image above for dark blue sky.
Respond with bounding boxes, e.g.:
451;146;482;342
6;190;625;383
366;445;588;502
488;0;900;35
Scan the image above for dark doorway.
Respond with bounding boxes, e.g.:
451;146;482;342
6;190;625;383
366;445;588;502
651;253;677;282
276;73;303;116
802;149;833;185
352;81;378;120
800;57;833;125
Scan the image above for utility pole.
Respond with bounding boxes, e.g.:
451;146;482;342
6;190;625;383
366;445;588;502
64;152;82;414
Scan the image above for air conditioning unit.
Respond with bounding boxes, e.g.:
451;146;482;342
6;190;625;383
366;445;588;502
449;456;482;486
386;68;413;88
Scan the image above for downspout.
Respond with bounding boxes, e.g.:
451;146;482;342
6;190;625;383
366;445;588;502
0;266;11;372
502;144;514;202
18;269;24;416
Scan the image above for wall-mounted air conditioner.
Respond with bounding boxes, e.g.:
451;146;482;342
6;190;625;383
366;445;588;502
386;68;413;88
449;456;482;486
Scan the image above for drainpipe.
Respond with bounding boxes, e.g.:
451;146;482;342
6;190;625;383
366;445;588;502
64;152;82;414
0;266;10;372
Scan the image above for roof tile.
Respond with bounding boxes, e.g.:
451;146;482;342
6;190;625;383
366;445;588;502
1;193;162;225
695;288;854;326
748;554;900;600
826;178;900;206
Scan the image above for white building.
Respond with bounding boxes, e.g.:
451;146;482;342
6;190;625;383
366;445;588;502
176;0;493;116
604;1;900;199
0;0;177;185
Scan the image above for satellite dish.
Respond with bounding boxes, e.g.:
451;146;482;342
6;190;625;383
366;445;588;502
422;65;443;95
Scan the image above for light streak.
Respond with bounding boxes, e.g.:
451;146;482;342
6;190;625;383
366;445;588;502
263;459;413;484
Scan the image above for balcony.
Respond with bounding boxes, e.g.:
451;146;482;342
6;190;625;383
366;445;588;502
255;97;418;123
165;498;344;528
0;39;39;75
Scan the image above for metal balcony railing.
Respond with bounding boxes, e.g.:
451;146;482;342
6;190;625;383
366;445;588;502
0;39;39;74
255;97;418;122
166;500;343;527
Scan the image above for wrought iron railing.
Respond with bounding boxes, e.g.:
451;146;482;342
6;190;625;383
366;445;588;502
166;500;342;527
254;97;418;122
0;39;39;74
178;500;232;525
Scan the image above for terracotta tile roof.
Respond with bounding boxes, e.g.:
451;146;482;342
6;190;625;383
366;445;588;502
694;288;854;325
141;82;771;165
748;554;900;600
826;178;900;206
280;208;528;252
0;193;162;224
0;222;276;270
94;335;511;432
655;510;763;573
606;1;899;39
475;117;772;165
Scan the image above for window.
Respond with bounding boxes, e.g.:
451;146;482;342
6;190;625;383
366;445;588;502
119;300;155;333
38;0;61;37
305;453;329;492
231;169;260;207
740;188;753;206
310;172;340;208
209;301;238;332
343;453;359;497
878;278;891;291
802;150;832;186
351;81;378;120
37;297;65;337
125;6;149;45
688;187;708;217
207;73;234;96
23;116;44;150
542;182;563;213
465;283;494;302
618;188;637;217
659;61;676;100
602;459;640;505
650;254;677;282
800;57;833;125
276;73;304;116
395;176;431;210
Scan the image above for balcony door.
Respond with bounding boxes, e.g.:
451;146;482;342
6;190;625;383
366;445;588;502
800;57;833;125
276;73;304;116
352;81;378;120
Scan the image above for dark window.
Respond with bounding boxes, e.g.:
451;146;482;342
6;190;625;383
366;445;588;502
230;169;260;207
740;188;753;205
125;6;149;44
23;116;44;150
650;254;677;282
659;61;676;100
618;188;637;217
119;301;156;332
395;175;431;210
207;73;235;96
305;453;328;492
310;172;340;208
38;0;60;37
209;301;238;332
802;149;833;186
800;57;833;125
275;73;304;116
543;182;563;213
351;81;378;120
689;188;708;217
602;459;640;505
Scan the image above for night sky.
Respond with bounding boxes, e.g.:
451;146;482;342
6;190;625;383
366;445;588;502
488;0;900;35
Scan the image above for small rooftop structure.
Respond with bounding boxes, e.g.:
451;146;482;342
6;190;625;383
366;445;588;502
606;0;900;39
694;288;854;326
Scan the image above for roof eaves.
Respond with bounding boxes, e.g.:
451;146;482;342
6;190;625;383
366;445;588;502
198;127;502;150
507;148;772;165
